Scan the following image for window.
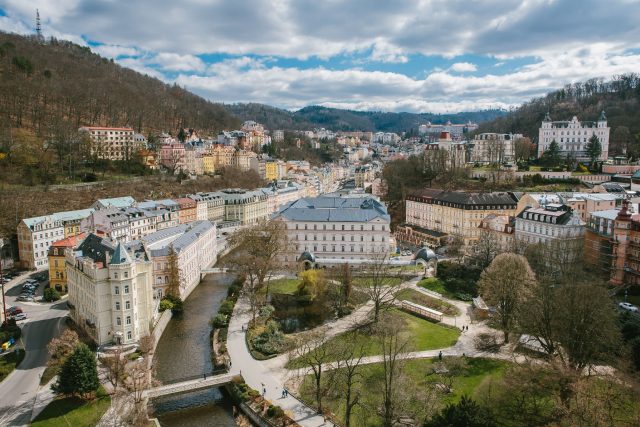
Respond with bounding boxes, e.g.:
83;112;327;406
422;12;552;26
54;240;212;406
342;225;345;231
115;301;120;310
124;285;130;294
124;271;129;278
114;286;120;295
127;331;132;340
116;317;121;326
114;272;118;279
126;301;131;310
126;316;131;325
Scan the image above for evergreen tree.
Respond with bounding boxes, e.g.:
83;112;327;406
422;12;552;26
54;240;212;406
177;127;186;143
166;244;181;298
53;343;100;399
585;134;602;169
425;395;495;427
540;139;562;168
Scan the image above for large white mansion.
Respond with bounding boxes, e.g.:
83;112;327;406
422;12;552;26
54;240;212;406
537;111;609;161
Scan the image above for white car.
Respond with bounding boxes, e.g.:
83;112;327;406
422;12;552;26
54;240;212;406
12;313;27;321
619;302;639;312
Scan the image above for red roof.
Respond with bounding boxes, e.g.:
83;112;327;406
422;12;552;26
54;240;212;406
51;233;87;248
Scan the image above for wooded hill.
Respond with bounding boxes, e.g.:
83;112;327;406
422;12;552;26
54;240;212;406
227;103;507;133
0;32;239;136
476;74;640;157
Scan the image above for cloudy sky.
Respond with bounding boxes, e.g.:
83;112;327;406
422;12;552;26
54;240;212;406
1;0;640;113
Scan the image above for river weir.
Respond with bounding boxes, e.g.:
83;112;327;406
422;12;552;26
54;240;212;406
152;273;237;427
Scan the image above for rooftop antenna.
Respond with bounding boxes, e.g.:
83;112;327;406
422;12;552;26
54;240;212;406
35;9;44;42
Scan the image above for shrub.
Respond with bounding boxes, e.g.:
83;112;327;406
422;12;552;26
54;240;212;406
474;333;501;353
251;320;286;355
211;313;229;328
630;337;640;371
259;304;275;318
159;299;174;312
267;405;284;418
219;299;235;316
161;294;184;314
44;287;61;302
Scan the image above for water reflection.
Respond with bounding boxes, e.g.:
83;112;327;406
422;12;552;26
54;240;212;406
152;273;236;426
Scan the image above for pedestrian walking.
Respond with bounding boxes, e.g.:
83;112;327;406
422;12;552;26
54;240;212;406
281;389;286;398
438;351;442;361
203;373;206;380
284;387;289;397
262;387;266;396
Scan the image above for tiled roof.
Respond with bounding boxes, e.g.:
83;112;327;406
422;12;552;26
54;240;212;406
23;208;95;228
143;221;214;257
94;196;137;209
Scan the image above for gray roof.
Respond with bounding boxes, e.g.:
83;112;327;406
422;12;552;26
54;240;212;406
143;220;214;257
110;242;132;264
275;196;390;223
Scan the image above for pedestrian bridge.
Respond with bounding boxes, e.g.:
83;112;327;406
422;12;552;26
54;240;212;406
142;372;239;399
201;267;230;274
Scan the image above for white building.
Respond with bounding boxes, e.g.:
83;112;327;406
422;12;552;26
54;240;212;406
143;221;217;300
471;133;523;164
82;209;131;243
17;208;94;269
66;235;155;346
79;127;144;162
273;196;392;266
538;111;609;161
514;203;585;247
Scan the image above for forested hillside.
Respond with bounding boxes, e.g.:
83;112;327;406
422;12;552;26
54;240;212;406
476;74;640;156
227;104;507;133
0;32;239;136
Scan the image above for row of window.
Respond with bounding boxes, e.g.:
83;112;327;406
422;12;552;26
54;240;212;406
115;316;132;326
297;234;386;242
115;300;132;310
294;223;387;231
113;285;130;294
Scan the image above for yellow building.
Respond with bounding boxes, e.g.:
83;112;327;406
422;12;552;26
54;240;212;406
405;189;520;246
48;233;86;293
265;161;279;180
202;153;215;174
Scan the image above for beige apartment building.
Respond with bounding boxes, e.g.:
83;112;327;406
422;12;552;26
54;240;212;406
405;189;520;246
79;127;145;161
218;189;269;225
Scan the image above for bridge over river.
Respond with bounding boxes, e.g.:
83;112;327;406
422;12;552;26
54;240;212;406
144;372;240;399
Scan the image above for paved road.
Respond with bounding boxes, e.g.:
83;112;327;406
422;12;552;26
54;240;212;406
0;273;69;426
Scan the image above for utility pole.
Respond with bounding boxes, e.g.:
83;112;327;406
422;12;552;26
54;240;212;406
0;258;6;325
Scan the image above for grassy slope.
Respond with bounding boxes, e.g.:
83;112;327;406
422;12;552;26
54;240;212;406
31;386;110;427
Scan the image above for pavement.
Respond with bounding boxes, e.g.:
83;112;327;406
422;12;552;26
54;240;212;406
227;294;335;427
0;271;69;426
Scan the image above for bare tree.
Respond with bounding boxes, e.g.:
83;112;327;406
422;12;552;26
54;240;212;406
124;359;151;403
290;330;334;413
333;333;367;427
166;244;181;298
445;235;465;263
225;219;290;322
377;316;410;427
478;253;536;343
472;230;500;270
514;137;534;163
100;347;126;390
361;255;400;323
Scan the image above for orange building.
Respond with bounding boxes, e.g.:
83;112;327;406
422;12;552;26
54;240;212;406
48;233;86;293
174;198;197;224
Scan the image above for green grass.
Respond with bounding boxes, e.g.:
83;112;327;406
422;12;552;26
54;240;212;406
389;264;424;273
418;277;457;299
288;310;460;368
0;349;25;382
299;357;508;426
264;278;300;295
40;365;58;386
352;276;405;287
31;386;110;427
395;288;460;316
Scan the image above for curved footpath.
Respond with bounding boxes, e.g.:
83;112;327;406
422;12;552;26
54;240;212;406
227;295;335;427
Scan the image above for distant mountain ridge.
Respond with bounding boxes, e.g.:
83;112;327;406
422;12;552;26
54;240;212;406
225;104;508;133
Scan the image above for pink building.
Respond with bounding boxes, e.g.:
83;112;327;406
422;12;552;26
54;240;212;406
160;143;186;172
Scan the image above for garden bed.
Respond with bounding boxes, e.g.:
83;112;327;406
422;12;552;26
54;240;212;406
396;288;460;316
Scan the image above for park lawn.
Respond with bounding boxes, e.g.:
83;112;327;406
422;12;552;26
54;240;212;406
264;278;300;295
389;264;424;273
418;277;458;300
31;386;110;427
0;349;25;382
352;276;405;287
395;288;460;316
288;310;460;368
298;357;508;426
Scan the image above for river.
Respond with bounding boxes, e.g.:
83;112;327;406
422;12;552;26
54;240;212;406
152;273;237;427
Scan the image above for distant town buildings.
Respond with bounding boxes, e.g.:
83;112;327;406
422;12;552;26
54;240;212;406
418;121;478;141
538;112;609;161
470;133;523;165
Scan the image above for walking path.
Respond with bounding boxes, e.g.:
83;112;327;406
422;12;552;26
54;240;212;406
227;295;336;427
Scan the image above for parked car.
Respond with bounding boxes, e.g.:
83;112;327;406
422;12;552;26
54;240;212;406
7;307;22;315
619;302;639;312
16;296;34;302
12;313;27;321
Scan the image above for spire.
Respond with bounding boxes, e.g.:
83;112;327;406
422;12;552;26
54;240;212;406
599;110;607;122
110;242;132;265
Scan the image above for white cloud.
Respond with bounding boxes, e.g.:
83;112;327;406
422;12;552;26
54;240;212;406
150;52;207;73
92;44;139;58
450;62;477;72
